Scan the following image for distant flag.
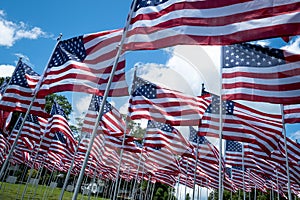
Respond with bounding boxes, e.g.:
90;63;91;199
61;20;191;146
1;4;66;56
128;76;211;126
199;94;283;154
0;77;9;99
0;61;48;117
145;120;195;158
222;43;300;104
283;104;300;124
124;0;300;50
81;95;126;137
47;101;77;152
189;126;222;165
37;29;128;98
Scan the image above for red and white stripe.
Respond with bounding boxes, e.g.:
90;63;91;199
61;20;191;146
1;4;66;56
124;0;300;50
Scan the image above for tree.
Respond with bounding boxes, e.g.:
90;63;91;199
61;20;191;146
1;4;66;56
45;94;72;119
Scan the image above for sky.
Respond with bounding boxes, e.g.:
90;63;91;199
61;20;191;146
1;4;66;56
1;1;300;199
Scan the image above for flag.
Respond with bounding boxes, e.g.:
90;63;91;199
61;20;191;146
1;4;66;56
0;77;9;99
199;94;283;154
145;120;194;158
283;104;300;124
222;43;300;104
124;0;300;50
128;76;211;126
47;101;77;152
37;29;128;98
81;95;126;137
189;126;221;165
0;61;48;117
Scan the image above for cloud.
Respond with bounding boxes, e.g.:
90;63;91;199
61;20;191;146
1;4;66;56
281;36;300;53
0;64;15;77
289;130;300;141
0;11;49;47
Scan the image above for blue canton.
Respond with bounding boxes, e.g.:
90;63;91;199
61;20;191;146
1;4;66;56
223;43;285;68
50;101;67;119
11;62;39;87
226;140;242;152
206;94;234;115
134;0;169;11
48;36;87;68
88;95;112;114
132;77;157;99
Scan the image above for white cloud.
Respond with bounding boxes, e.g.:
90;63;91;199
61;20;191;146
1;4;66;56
0;11;48;47
281;36;300;53
0;64;15;77
290;130;300;141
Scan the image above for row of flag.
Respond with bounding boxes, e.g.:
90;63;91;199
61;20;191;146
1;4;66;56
0;0;299;198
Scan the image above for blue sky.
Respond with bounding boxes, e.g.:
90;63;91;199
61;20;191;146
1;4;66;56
0;1;299;143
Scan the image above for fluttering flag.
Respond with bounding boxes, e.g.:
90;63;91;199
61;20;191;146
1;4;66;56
222;43;300;104
199;94;283;154
124;0;300;50
0;61;48;117
81;95;126;137
37;29;128;97
128;76;211;126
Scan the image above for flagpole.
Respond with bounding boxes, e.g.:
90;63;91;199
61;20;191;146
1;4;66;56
280;104;292;200
59;133;85;200
0;34;62;181
192;136;200;200
112;121;129;200
218;46;224;200
72;1;138;199
242;143;245;200
276;169;280;200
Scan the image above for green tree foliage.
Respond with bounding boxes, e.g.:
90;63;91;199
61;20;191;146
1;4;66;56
45;94;72;119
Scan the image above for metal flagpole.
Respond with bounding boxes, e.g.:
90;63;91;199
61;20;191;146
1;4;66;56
139;160;146;200
72;1;138;199
59;133;85;200
176;174;181;199
254;186;256;200
280;104;292;200
145;175;151;199
192;137;200;200
112;120;129;200
150;182;156;200
276;169;280;200
130;149;143;199
242;143;246;200
184;160;189;199
218;46;224;200
0;35;62;182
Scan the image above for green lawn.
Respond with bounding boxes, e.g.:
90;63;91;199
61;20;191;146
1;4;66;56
0;182;108;200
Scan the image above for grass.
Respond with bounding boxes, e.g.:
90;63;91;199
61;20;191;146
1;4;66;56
0;182;108;200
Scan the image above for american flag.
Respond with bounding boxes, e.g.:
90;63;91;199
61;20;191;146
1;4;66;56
0;61;48;117
37;29;128;98
47;101;77;152
0;77;9;99
225;140;243;166
222;43;300;104
128;76;211;126
283;104;300;124
199;94;283;154
81;95;126;137
189;126;221;165
145;120;194;158
124;0;300;50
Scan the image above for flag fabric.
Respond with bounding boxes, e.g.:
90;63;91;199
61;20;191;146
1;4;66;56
81;95;126;137
47;101;77;152
124;0;300;50
128;76;211;126
283;104;300;124
144;120;194;158
222;43;300;104
37;29;128;98
189;126;221;165
0;61;48;117
199;94;283;154
0;77;9;99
